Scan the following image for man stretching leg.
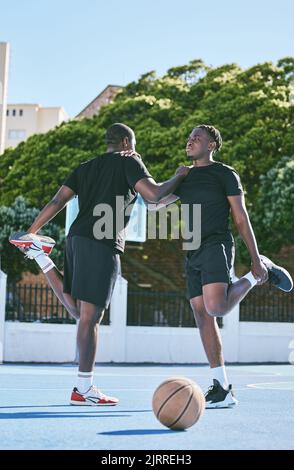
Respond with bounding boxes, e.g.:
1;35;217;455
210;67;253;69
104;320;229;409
10;123;190;405
150;124;293;408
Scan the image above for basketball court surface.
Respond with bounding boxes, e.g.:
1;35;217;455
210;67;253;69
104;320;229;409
0;363;293;450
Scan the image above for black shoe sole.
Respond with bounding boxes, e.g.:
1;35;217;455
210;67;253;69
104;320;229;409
260;255;293;292
271;265;293;292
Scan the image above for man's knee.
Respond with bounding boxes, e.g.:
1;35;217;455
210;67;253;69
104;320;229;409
205;299;227;317
80;307;105;325
192;307;213;328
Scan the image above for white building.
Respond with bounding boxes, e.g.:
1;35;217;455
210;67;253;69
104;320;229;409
5;103;68;149
0;41;68;152
0;42;10;154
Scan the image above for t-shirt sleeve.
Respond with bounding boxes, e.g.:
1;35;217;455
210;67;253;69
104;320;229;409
62;167;79;194
223;167;243;196
124;155;152;188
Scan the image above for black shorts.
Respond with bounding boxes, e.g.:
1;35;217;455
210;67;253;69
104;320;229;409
63;236;120;308
185;240;235;299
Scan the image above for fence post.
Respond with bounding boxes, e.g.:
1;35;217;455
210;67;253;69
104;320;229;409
109;275;128;362
0;267;7;364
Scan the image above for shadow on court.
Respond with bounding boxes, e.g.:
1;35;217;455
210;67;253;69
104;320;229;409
0;411;132;419
0;405;151;412
99;429;185;436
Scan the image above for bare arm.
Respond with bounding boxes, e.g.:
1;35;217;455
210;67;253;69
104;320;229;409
228;194;268;282
27;185;76;233
135;166;189;203
145;193;180;211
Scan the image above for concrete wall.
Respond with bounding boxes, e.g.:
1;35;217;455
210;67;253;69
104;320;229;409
4;322;76;362
238;322;294;363
2;274;294;364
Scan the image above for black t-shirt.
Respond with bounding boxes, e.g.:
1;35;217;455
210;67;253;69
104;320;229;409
63;152;151;253
174;161;243;245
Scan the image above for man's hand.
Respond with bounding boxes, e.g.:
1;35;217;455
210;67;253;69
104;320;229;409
175;165;191;178
251;258;269;284
120;150;142;160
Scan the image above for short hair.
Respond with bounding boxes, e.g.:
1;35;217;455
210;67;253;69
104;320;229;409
198;124;222;153
106;123;135;145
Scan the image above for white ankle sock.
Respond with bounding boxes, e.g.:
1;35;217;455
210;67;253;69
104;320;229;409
77;371;94;394
34;253;55;273
243;271;258;287
211;365;229;390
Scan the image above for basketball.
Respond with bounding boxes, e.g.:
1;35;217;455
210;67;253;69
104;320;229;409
152;376;205;430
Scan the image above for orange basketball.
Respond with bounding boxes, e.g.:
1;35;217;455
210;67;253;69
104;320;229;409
152;376;205;430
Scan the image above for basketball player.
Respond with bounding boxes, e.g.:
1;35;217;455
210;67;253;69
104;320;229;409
149;124;293;408
10;123;190;406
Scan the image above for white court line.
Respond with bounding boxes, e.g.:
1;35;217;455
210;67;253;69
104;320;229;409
0;388;153;392
0;387;251;392
247;382;294;391
0;371;283;377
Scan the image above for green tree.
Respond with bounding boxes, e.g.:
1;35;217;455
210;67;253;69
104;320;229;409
234;155;294;265
254;156;294;251
0;120;99;209
0;57;293;262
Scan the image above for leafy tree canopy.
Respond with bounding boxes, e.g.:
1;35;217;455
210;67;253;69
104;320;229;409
0;197;65;281
0;57;293;271
1;57;293;208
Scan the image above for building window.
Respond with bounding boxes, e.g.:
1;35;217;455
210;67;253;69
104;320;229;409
6;109;9;116
19;109;23;116
12;109;16;116
8;129;26;140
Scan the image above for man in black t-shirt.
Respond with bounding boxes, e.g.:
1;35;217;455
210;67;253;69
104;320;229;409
10;123;190;406
151;124;293;409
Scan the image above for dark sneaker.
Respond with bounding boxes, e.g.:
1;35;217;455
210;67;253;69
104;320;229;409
205;379;238;409
260;255;293;292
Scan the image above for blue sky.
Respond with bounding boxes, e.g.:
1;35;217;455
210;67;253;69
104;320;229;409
1;0;293;117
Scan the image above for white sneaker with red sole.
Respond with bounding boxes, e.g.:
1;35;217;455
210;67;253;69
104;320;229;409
9;231;56;256
70;386;119;406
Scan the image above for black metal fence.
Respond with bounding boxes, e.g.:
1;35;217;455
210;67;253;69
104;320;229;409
5;283;110;325
240;283;294;322
127;290;196;327
5;283;294;325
